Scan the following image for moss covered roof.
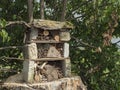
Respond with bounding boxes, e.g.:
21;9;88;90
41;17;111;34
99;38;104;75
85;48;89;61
32;19;74;30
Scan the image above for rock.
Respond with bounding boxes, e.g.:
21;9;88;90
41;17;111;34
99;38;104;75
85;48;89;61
3;76;87;90
47;46;61;58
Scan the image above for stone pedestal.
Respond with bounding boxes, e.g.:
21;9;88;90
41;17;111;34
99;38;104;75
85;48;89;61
3;76;87;90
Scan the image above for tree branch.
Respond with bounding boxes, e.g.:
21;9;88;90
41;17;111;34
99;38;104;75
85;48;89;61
6;21;31;27
0;45;24;50
0;21;31;30
1;83;37;90
66;0;93;20
0;56;24;61
71;36;95;48
0;68;17;72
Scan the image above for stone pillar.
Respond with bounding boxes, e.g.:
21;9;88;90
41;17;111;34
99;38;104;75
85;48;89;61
62;42;71;77
60;31;71;41
23;43;37;83
23;61;35;83
64;43;69;58
30;28;38;41
62;58;71;77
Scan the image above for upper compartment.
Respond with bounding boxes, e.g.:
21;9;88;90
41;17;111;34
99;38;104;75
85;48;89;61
26;19;74;43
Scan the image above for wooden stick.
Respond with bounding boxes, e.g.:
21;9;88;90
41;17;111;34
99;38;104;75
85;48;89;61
40;62;47;69
32;57;69;61
71;36;95;48
0;46;24;50
27;40;63;43
0;57;69;61
1;83;37;90
0;57;24;61
0;21;30;30
0;68;17;72
6;21;30;28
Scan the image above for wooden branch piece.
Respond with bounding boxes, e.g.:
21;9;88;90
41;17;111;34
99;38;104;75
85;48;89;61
72;36;95;48
27;40;62;43
0;57;68;61
0;57;24;61
40;62;47;69
6;21;30;28
54;35;60;42
43;30;49;36
34;71;41;83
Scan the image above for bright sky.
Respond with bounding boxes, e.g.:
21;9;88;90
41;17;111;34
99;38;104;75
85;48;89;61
111;38;120;47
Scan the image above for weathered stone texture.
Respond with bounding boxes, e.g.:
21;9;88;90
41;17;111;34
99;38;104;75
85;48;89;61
62;58;71;77
24;43;37;59
23;43;37;83
60;31;71;41
23;61;35;83
63;43;69;58
3;76;87;90
30;28;38;40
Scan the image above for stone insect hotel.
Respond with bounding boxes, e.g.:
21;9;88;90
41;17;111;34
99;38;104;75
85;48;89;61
23;19;73;83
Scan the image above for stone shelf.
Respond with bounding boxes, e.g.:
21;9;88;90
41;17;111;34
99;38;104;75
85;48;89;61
27;40;64;43
29;57;69;61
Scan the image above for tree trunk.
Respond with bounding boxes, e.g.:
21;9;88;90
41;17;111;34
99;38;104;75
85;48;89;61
28;0;33;23
40;0;44;19
60;0;67;21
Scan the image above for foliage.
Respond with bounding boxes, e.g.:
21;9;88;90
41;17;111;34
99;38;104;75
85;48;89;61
0;0;120;90
68;0;120;90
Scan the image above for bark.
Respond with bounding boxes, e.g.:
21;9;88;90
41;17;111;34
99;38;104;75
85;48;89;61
60;0;67;21
28;0;33;23
40;0;44;19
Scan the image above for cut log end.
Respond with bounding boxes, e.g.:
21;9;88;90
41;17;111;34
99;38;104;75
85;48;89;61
43;30;49;36
54;35;60;42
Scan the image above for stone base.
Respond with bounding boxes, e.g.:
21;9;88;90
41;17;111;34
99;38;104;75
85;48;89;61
2;76;87;90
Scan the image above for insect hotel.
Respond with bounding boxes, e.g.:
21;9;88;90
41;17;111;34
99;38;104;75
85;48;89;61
3;19;86;90
23;19;73;83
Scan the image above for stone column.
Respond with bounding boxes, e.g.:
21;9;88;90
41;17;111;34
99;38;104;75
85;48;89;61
62;43;71;77
64;43;69;58
23;43;37;83
30;28;38;41
62;58;71;77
